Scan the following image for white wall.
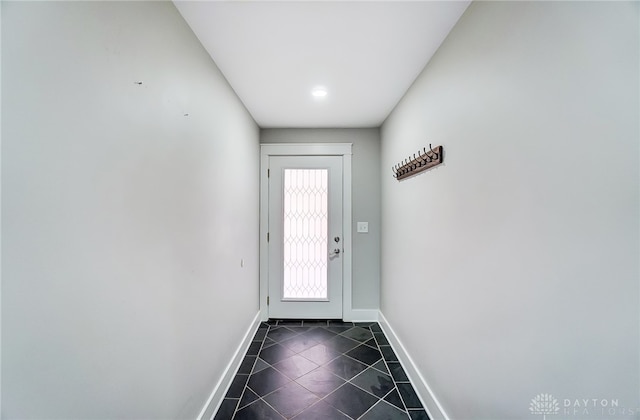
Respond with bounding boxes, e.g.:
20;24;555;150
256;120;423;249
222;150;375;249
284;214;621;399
261;129;381;311
2;2;259;419
381;2;639;419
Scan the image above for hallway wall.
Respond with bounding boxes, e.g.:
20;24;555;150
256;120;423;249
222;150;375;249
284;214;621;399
2;2;259;419
380;2;639;419
261;129;381;312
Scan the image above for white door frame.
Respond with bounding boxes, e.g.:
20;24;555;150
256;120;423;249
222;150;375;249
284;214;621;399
260;143;353;321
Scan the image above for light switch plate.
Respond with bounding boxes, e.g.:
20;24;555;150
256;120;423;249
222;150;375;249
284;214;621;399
357;222;369;233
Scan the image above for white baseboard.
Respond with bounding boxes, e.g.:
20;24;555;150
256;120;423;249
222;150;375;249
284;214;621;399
345;309;379;322
196;312;261;420
378;311;449;420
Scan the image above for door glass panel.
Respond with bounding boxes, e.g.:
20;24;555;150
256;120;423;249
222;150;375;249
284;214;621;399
283;169;328;299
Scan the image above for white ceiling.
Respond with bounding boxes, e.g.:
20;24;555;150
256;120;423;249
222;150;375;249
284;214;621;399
173;1;470;128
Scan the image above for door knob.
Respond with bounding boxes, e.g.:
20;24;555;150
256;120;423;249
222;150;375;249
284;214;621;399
330;248;341;256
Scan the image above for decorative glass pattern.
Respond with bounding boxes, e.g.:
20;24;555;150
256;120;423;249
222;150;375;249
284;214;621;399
283;169;328;299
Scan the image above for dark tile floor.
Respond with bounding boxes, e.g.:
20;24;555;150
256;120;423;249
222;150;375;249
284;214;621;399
213;320;429;420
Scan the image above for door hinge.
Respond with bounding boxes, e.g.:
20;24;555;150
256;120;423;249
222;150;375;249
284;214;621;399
267;232;270;242
267;296;270;305
268;169;270;178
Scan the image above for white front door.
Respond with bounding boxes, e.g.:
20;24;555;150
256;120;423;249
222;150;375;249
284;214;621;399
267;155;343;319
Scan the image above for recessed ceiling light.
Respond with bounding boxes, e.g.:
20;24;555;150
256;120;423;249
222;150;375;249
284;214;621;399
311;87;327;98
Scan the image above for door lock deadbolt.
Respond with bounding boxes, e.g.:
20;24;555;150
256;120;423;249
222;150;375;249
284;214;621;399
334;236;340;243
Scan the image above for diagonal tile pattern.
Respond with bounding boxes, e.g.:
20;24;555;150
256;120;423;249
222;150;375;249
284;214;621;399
213;320;430;420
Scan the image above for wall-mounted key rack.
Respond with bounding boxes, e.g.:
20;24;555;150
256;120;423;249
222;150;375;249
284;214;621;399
392;144;444;181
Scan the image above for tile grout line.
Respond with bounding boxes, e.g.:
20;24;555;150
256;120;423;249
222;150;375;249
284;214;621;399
266;323;371;419
232;324;272;417
299;323;410;416
246;323;357;420
309;324;410;418
371;325;413;419
341;324;410;419
378;367;414;413
239;323;340;419
371;324;414;417
220;321;423;420
289;382;356;420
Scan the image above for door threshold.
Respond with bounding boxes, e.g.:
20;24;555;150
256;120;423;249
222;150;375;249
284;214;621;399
264;319;379;328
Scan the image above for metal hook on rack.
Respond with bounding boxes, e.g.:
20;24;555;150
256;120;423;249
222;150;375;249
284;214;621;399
429;143;439;159
421;147;432;162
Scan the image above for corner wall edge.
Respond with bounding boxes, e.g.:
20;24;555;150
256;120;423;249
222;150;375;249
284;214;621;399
196;312;261;420
378;311;450;420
